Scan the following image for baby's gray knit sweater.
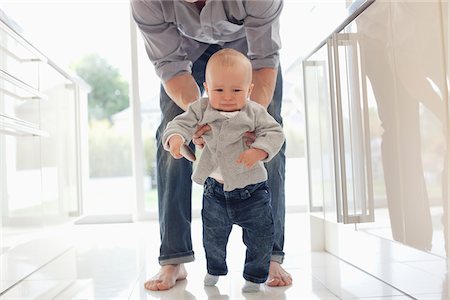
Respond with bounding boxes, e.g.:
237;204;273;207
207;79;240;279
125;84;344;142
163;97;285;191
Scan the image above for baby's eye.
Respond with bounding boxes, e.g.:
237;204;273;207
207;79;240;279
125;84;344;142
214;89;224;92
233;89;242;92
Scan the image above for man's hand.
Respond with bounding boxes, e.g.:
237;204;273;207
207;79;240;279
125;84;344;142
168;135;184;159
243;131;256;147
164;73;201;111
236;148;268;168
192;124;211;149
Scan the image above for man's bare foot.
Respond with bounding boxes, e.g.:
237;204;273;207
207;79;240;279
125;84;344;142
266;261;293;287
144;264;188;291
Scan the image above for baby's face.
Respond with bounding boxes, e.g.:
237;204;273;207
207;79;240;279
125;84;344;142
204;64;253;112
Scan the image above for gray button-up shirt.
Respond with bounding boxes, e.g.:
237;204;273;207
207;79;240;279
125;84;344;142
130;0;283;81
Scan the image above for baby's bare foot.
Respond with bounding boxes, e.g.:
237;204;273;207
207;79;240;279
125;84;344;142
266;261;292;287
144;264;187;291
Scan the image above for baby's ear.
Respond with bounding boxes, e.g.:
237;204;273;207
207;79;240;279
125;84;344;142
248;83;254;96
203;82;209;95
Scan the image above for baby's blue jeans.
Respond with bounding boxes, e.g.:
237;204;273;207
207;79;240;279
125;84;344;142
202;177;274;284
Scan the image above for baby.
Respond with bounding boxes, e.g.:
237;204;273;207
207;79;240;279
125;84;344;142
163;48;285;292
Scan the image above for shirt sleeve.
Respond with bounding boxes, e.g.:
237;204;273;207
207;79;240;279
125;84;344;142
243;0;283;69
250;104;285;162
130;0;192;82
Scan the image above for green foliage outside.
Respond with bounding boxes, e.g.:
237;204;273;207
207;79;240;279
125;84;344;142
87;120;132;177
284;123;305;158
87;120;157;178
142;128;157;183
72;53;129;121
71;53;150;177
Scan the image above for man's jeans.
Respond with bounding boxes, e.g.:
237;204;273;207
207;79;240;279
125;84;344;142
202;178;274;283
155;44;286;265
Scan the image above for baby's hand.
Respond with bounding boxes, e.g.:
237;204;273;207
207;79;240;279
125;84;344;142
168;135;184;159
236;148;268;168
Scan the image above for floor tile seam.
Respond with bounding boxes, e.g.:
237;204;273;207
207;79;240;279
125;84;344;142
407;292;449;297
0;246;74;297
127;273;142;300
48;280;81;299
306;276;344;300
320;252;419;299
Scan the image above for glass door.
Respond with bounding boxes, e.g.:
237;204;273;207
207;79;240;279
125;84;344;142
303;42;338;220
332;29;374;224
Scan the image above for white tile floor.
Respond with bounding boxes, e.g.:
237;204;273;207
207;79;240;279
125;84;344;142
0;213;430;299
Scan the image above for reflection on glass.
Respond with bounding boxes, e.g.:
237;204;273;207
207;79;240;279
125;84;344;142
355;0;448;258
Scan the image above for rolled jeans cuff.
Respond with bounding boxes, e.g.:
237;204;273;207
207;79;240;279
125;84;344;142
159;253;195;266
271;254;284;264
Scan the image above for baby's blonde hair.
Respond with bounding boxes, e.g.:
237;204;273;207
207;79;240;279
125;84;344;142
206;48;252;82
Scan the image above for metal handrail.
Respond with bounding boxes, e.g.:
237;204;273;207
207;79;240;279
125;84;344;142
303;0;375;62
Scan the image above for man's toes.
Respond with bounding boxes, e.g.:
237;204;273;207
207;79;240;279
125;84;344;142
267;278;281;286
156;281;172;291
144;280;159;291
277;279;287;286
284;276;293;285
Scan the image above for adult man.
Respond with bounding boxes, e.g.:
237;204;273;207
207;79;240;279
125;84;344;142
130;0;292;291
